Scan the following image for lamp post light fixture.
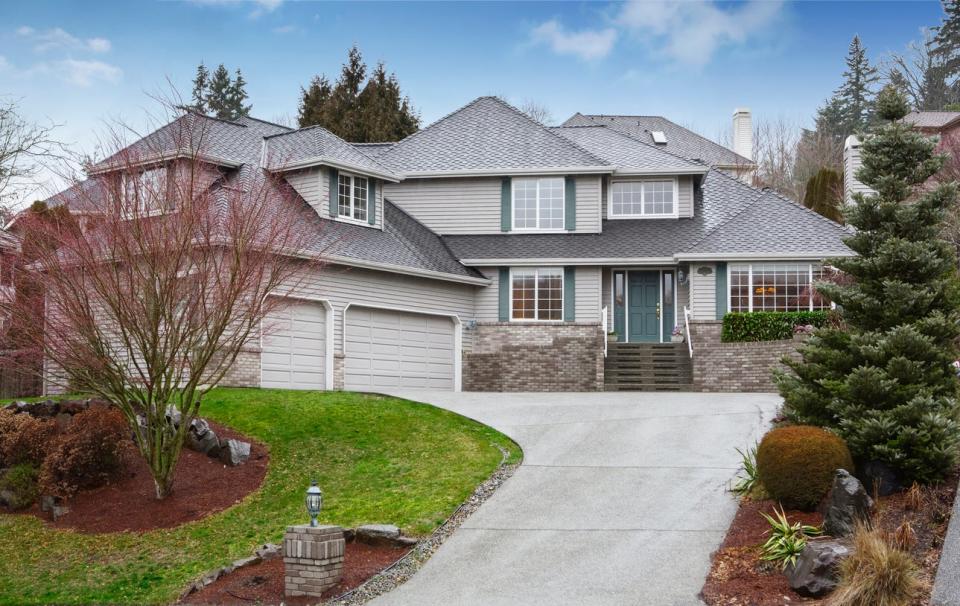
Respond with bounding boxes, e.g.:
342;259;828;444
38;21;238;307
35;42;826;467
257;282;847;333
305;481;323;527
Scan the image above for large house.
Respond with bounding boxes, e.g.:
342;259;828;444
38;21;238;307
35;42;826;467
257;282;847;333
41;96;851;394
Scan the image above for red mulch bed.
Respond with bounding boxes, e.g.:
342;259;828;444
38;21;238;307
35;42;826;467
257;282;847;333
182;542;411;605
701;471;959;606
3;420;268;533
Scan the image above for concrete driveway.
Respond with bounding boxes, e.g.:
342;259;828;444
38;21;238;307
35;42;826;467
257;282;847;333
372;391;780;606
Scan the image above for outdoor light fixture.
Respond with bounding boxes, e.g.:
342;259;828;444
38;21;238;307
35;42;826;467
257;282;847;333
305;481;323;527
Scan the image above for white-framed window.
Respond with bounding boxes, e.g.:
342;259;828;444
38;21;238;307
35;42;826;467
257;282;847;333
513;177;564;230
121;166;172;217
338;173;368;222
609;179;677;218
510;267;563;321
729;263;830;312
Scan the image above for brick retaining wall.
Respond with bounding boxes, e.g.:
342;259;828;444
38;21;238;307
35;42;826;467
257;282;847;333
688;321;802;392
463;323;604;392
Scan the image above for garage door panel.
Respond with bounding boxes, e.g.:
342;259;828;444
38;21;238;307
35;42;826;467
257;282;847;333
261;302;327;390
345;307;456;392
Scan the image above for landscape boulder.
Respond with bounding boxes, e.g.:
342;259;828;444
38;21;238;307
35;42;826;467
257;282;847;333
164;405;182;429
787;539;850;597
186;419;220;456
355;524;402;546
823;469;873;537
860;460;903;497
218;439;250;467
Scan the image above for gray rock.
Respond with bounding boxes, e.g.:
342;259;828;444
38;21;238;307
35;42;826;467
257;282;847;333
188;428;220;455
787;539;850;597
823;469;874;537
52;503;70;520
356;524;402;546
231;555;262;569
189;418;211;437
164;405;182;429
255;543;282;560
395;536;419;547
861;460;903;497
218;439;250;466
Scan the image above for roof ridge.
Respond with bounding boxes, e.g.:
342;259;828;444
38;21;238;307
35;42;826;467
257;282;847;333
262;123;329;140
380;96;491;156
239;115;294;131
180;108;248;128
593;123;709;169
681;170;769;252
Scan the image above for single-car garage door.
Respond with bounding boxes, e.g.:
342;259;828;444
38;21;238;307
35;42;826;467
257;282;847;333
261;301;327;390
345;306;456;390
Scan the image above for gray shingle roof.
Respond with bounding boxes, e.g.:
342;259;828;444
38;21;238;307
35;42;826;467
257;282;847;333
264;127;399;179
0;228;20;252
550;125;707;174
441;169;851;261
562;113;751;168
351;142;395;158
378;97;610;175
903;111;960;130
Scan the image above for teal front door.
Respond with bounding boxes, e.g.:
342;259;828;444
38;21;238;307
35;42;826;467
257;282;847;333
628;271;660;342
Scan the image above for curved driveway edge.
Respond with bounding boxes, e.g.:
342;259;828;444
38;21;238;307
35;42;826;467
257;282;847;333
371;391;780;606
931;474;960;605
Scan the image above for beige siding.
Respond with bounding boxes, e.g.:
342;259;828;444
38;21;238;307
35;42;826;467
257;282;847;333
677;272;691;315
602;175;695;219
601;267;612;327
475;267;500;322
290;264;478;353
690;263;717;320
285;166;383;230
574;266;601;322
383;175;602;235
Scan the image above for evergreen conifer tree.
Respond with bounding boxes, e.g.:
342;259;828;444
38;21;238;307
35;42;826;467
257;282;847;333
776;86;960;484
226;68;252;119
190;62;209;113
298;75;332;128
814;36;879;143
934;0;960;81
802;168;844;223
205;64;233;120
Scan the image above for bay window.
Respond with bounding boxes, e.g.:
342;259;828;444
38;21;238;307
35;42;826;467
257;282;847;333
513;177;564;230
609;179;676;217
729;263;830;312
338;173;368;222
511;267;563;321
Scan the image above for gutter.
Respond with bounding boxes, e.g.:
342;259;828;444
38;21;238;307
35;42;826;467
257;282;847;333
323;254;490;286
89;150;243;174
267;156;400;182
399;166;614;179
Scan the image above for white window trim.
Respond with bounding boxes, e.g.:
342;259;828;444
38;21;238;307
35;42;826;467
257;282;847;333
607;177;680;219
511;177;566;232
120;166;174;220
337;171;369;223
726;262;828;313
508;267;565;323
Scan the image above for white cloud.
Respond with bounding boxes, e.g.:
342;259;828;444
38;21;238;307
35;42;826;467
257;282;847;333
530;19;618;61
187;0;283;18
57;59;122;87
617;0;784;67
16;26;112;54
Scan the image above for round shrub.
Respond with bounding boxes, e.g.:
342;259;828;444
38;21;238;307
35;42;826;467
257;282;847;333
0;410;57;467
39;406;130;498
756;425;853;510
0;463;39;510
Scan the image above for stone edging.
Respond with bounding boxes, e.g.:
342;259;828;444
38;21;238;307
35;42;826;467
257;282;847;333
178;543;282;600
931;473;960;605
325;445;520;606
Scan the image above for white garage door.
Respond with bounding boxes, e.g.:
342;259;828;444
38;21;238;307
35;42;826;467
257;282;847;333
345;307;456;391
261;301;327;390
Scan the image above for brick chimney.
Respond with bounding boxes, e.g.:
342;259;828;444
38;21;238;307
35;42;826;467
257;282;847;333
732;108;753;161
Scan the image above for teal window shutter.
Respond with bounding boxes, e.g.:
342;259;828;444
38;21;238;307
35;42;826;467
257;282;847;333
715;262;728;319
498;268;510;321
367;178;376;225
564;176;576;231
563;266;575;322
500;177;512;232
328;168;339;217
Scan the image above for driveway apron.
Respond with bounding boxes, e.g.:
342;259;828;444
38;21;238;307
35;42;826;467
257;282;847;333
371;391;780;606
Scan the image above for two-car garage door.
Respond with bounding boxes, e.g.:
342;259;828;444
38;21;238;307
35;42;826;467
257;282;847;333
260;301;457;391
344;306;457;391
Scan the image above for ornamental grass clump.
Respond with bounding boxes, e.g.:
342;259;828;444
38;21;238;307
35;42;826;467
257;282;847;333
829;523;920;606
756;425;854;510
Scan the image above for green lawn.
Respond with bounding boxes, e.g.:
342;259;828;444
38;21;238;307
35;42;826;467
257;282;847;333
0;388;520;605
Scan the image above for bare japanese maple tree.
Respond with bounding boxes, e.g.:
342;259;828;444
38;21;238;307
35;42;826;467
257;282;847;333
3;108;319;498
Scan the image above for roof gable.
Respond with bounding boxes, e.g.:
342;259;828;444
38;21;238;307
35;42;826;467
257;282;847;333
263;126;399;180
550;125;707;174
379;96;610;176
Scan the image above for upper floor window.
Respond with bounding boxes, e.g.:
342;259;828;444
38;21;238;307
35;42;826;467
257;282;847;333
122;166;172;217
729;263;831;313
338;173;368;222
511;267;563;321
609;179;676;218
513;177;564;230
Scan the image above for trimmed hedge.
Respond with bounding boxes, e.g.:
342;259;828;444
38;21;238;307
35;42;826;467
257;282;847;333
721;311;830;342
756;425;854;510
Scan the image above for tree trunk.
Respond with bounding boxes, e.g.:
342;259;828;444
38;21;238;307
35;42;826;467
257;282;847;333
154;477;173;500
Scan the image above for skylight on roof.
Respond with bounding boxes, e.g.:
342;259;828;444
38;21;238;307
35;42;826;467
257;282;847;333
651;131;667;144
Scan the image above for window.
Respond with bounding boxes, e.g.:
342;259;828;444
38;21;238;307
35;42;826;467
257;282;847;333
729;263;830;312
513;177;564;230
609;179;676;217
511;268;563;321
338;173;368;222
122;166;172;216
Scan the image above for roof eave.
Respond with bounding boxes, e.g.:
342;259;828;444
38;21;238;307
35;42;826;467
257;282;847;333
89;150;243;175
269;156;401;182
675;251;854;261
400;166;614;179
612;167;708;176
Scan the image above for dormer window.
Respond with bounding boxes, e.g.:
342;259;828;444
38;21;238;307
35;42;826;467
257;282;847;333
609;179;677;218
338;173;368;222
121;166;173;217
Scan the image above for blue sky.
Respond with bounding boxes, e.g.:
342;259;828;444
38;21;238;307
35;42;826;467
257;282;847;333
0;0;944;201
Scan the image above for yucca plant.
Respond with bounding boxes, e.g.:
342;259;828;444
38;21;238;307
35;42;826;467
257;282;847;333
731;443;761;496
759;505;822;569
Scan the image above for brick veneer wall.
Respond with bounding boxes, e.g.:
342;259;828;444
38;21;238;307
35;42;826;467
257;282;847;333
218;347;261;388
463;323;604;392
689;320;803;392
333;354;344;390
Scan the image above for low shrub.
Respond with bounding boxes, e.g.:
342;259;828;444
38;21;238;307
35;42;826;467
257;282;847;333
0;409;58;467
0;463;40;510
830;523;920;606
759;505;821;569
39;406;129;498
756;425;853;510
721;311;831;342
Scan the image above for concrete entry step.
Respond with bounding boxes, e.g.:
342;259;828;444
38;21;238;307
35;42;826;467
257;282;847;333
604;342;694;392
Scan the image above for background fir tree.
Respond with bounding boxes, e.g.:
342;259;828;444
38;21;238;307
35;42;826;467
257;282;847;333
190;63;252;120
934;0;960;87
190;63;209;113
776;86;960;484
802;168;844;223
297;46;419;142
813;36;880;144
205;64;232;120
226;68;252;119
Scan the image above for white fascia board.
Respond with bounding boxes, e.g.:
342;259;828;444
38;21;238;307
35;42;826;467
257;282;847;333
323;254;490;285
612;167;707;176
458;257;676;266
89;150;243;174
674;252;855;261
270;157;400;182
400;166;613;179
